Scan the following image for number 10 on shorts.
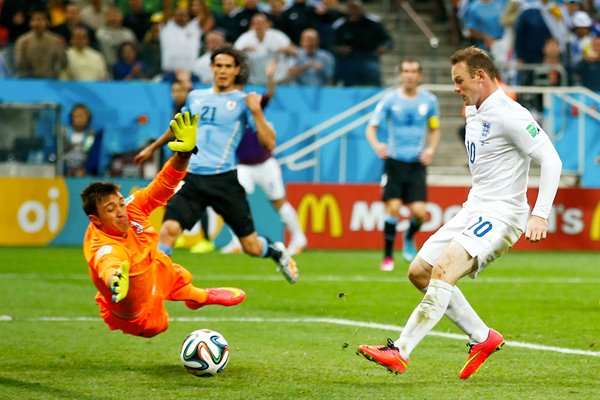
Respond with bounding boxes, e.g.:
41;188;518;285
467;216;493;237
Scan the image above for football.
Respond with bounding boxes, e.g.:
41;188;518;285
180;329;230;377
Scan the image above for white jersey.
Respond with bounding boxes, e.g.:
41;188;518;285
463;88;548;228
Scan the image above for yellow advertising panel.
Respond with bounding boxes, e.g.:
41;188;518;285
0;178;69;245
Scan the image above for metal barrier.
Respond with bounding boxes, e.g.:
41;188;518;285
0;102;62;177
275;84;600;184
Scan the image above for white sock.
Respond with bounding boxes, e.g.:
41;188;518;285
419;285;489;344
278;202;306;243
395;279;454;359
445;286;489;343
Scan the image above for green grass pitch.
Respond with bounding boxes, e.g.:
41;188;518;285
0;247;599;399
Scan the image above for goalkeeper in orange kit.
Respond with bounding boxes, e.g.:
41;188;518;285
81;112;245;338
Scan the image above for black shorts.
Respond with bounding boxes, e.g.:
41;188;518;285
163;170;255;238
381;158;427;203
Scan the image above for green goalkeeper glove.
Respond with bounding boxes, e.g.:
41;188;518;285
168;111;199;154
109;261;130;303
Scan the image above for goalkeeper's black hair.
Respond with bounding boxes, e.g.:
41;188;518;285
81;182;121;216
210;45;249;85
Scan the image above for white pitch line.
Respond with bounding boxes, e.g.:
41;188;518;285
1;273;599;284
1;315;599;358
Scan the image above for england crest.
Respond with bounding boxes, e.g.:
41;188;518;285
481;121;491;138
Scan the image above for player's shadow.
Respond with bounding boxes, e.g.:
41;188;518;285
0;376;105;400
138;364;182;377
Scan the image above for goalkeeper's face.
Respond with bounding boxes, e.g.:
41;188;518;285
91;192;130;236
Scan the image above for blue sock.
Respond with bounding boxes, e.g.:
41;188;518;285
258;236;269;257
158;242;173;256
384;215;398;258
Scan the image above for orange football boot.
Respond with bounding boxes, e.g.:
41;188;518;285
459;328;504;379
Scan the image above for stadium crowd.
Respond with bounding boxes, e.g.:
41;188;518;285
457;0;600;91
2;0;599;89
0;0;393;86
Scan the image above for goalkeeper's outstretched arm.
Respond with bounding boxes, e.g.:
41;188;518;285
135;111;199;165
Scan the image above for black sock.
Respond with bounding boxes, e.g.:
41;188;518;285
199;210;209;240
406;218;422;239
384;221;397;258
262;237;282;261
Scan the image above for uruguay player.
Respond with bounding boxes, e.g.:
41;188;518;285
366;58;441;271
135;46;298;283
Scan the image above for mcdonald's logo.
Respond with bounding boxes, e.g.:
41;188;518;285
297;193;343;237
591;201;600;241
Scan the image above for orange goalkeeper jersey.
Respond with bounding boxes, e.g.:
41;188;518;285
82;160;186;319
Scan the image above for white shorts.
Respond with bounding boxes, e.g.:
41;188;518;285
236;157;286;201
418;206;523;278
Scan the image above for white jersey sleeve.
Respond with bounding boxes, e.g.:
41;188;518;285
501;108;547;157
529;138;562;219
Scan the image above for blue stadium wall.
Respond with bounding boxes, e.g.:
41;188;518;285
0;79;598;186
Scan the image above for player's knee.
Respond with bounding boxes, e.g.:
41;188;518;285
407;258;431;289
161;220;182;238
413;210;427;222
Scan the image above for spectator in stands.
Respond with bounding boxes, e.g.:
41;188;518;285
288;28;335;85
122;0;150;41
190;0;215;33
314;0;343;52
513;0;564;91
214;0;239;43
514;0;563;69
191;29;225;83
540;37;567;86
266;0;286;32
462;0;505;52
96;6;136;68
159;5;201;82
80;0;107;32
522;36;567;114
14;7;66;78
112;40;145;80
63;103;102;176
280;0;319;46
332;0;393;86
47;0;67;27
231;0;264;42
61;25;108;81
568;10;594;68
52;3;98;50
140;12;162;79
560;0;583;31
115;0;163;15
234;12;296;84
574;35;600;91
0;0;39;46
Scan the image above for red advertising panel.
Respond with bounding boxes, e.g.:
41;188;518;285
286;184;600;251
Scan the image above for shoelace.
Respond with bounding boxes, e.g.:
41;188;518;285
466;342;478;353
377;338;399;352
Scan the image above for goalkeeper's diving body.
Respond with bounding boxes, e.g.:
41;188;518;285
81;112;245;338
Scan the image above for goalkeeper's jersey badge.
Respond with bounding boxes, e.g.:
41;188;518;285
130;221;144;234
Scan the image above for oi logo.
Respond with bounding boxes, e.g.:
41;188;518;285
0;178;69;245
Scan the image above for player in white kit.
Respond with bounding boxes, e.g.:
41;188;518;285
357;46;562;379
